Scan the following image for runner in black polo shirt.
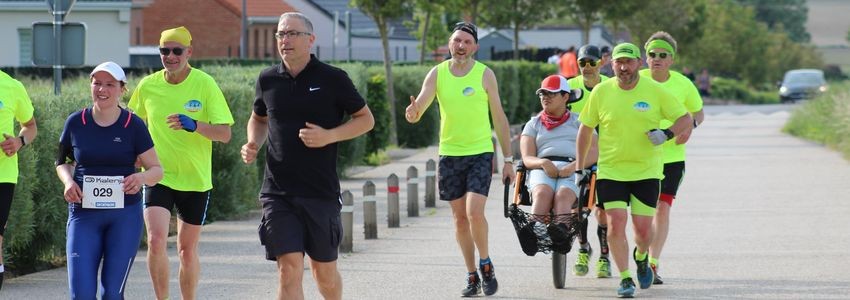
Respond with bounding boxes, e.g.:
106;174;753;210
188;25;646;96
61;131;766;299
240;12;374;300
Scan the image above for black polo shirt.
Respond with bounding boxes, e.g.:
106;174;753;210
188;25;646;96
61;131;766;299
253;55;366;198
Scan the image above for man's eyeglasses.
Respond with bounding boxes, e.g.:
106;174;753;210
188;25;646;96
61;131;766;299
579;60;599;67
159;47;185;56
537;91;564;98
648;51;670;59
275;31;312;39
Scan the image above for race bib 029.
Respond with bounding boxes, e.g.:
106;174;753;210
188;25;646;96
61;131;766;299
82;175;125;209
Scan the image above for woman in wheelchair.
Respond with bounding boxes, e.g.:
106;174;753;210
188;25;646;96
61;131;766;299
519;75;598;253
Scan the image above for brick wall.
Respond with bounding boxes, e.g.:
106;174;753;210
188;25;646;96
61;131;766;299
139;0;241;58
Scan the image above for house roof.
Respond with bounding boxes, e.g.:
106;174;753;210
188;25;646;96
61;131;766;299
220;0;296;17
306;0;414;40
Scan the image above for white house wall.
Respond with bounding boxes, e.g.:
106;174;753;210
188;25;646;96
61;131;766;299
0;5;130;67
284;0;420;62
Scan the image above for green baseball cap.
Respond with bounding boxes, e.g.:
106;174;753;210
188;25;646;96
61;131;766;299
612;43;641;60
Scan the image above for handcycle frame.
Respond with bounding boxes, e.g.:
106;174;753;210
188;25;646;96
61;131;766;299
503;160;597;289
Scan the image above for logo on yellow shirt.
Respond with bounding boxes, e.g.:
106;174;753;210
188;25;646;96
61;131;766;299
633;101;650;112
462;87;475;96
184;100;202;112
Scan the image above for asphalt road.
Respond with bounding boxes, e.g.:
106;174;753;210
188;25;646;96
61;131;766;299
5;104;850;299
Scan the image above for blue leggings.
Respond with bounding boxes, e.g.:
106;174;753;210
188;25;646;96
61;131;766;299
66;201;143;300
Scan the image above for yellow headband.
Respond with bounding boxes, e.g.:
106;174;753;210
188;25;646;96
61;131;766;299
160;26;192;47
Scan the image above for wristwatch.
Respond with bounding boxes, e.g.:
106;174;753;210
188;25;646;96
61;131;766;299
503;156;514;164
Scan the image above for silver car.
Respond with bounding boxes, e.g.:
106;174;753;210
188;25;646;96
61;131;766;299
779;69;827;103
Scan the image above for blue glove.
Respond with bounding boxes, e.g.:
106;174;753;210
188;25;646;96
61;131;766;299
647;129;674;145
177;114;197;132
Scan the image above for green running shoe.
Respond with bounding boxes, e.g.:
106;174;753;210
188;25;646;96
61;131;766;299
573;245;592;276
597;256;612;278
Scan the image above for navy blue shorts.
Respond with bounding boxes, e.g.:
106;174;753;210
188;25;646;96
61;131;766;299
438;153;493;201
143;184;210;225
258;194;343;262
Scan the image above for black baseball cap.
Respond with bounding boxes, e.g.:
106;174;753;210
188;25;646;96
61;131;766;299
578;45;601;61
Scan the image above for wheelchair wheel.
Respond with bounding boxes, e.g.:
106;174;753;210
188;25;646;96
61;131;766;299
552;251;567;289
503;184;510;218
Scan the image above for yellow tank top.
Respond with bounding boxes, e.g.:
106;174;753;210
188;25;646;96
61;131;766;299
435;61;493;156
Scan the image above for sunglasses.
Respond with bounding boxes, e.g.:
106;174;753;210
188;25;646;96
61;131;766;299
159;47;185;56
537;91;565;98
648;51;670;59
579;60;599;67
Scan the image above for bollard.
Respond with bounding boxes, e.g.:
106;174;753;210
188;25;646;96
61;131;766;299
340;190;354;253
363;181;378;239
425;159;436;207
407;166;419;217
387;174;400;228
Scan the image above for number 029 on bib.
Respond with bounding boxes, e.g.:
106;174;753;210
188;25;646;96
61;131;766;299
82;175;125;209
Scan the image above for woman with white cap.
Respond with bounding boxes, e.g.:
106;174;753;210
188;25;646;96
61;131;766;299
519;75;599;252
56;61;163;299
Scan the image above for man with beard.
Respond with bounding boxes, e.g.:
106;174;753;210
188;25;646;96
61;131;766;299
405;22;514;297
575;42;692;298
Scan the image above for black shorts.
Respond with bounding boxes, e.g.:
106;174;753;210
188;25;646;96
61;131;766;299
143;184;210;225
595;179;660;210
438;153;493;201
660;161;686;196
258;194;342;262
0;183;14;236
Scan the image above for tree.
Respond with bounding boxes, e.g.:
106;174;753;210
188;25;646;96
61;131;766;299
564;0;605;45
405;0;451;64
621;0;706;49
481;0;554;59
736;0;810;43
599;0;647;42
351;0;412;145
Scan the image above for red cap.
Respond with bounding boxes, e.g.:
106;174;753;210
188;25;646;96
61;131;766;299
536;75;570;94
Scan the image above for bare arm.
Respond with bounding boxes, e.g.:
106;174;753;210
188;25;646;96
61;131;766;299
669;113;694;143
195;122;232;143
241;112;269;164
575;124;594;170
405;67;439;123
137;148;163;186
693;109;705;127
483;68;515;184
1;117;37;156
56;164;81;203
299;106;374;148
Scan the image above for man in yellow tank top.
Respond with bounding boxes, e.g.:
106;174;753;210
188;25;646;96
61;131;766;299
405;22;514;297
639;31;705;285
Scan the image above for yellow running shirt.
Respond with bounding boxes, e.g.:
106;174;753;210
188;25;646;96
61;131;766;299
435;61;493;156
640;69;703;163
567;74;609;113
579;77;687;181
0;71;34;183
129;68;234;191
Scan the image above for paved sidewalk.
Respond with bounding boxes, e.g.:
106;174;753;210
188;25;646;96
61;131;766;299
5;109;850;299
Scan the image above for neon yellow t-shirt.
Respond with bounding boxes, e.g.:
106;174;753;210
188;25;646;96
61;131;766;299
639;69;703;163
435;61;493;156
0;71;34;184
579;77;687;181
129;68;234;191
567;74;609;113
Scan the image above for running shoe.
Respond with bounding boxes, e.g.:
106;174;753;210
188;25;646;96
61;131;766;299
617;278;636;298
461;272;481;297
651;264;664;284
480;262;499;296
574;245;592;276
597;256;612;278
633;248;654;289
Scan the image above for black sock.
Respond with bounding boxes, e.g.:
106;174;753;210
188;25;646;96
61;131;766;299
579;217;589;245
598;225;609;256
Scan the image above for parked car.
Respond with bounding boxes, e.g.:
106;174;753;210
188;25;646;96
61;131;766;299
779;69;827;103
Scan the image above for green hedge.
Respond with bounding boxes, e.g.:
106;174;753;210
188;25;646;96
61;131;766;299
711;77;780;104
784;81;850;157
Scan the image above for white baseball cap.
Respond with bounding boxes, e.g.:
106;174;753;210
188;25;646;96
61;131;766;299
90;61;127;83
